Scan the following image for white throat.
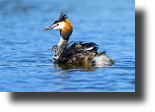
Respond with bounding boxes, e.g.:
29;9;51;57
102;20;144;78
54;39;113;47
53;54;59;60
58;37;65;46
58;37;68;52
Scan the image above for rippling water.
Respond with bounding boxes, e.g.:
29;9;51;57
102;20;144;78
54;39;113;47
0;0;135;92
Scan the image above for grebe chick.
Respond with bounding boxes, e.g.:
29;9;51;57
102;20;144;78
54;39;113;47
43;12;114;65
48;45;61;63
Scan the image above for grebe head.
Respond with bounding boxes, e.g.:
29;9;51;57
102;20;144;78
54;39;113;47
42;12;73;40
48;45;60;52
48;45;61;62
42;12;68;30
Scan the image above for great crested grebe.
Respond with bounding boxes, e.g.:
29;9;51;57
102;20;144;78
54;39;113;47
43;12;114;65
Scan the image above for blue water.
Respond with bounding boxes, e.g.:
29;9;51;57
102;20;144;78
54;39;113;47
0;0;135;92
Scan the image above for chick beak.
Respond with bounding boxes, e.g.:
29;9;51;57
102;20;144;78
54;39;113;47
48;47;53;50
42;25;54;30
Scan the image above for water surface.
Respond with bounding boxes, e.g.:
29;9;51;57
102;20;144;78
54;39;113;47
0;0;135;92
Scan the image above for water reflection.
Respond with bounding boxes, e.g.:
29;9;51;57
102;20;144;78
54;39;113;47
53;62;112;72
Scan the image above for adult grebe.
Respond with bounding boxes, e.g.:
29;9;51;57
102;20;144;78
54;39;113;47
43;12;114;65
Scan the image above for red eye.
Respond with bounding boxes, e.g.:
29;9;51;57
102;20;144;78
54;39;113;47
57;24;59;25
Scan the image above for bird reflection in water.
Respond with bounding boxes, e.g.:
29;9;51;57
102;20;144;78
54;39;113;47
52;62;113;74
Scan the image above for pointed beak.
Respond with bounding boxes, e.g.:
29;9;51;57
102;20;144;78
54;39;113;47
42;26;54;30
48;47;53;50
